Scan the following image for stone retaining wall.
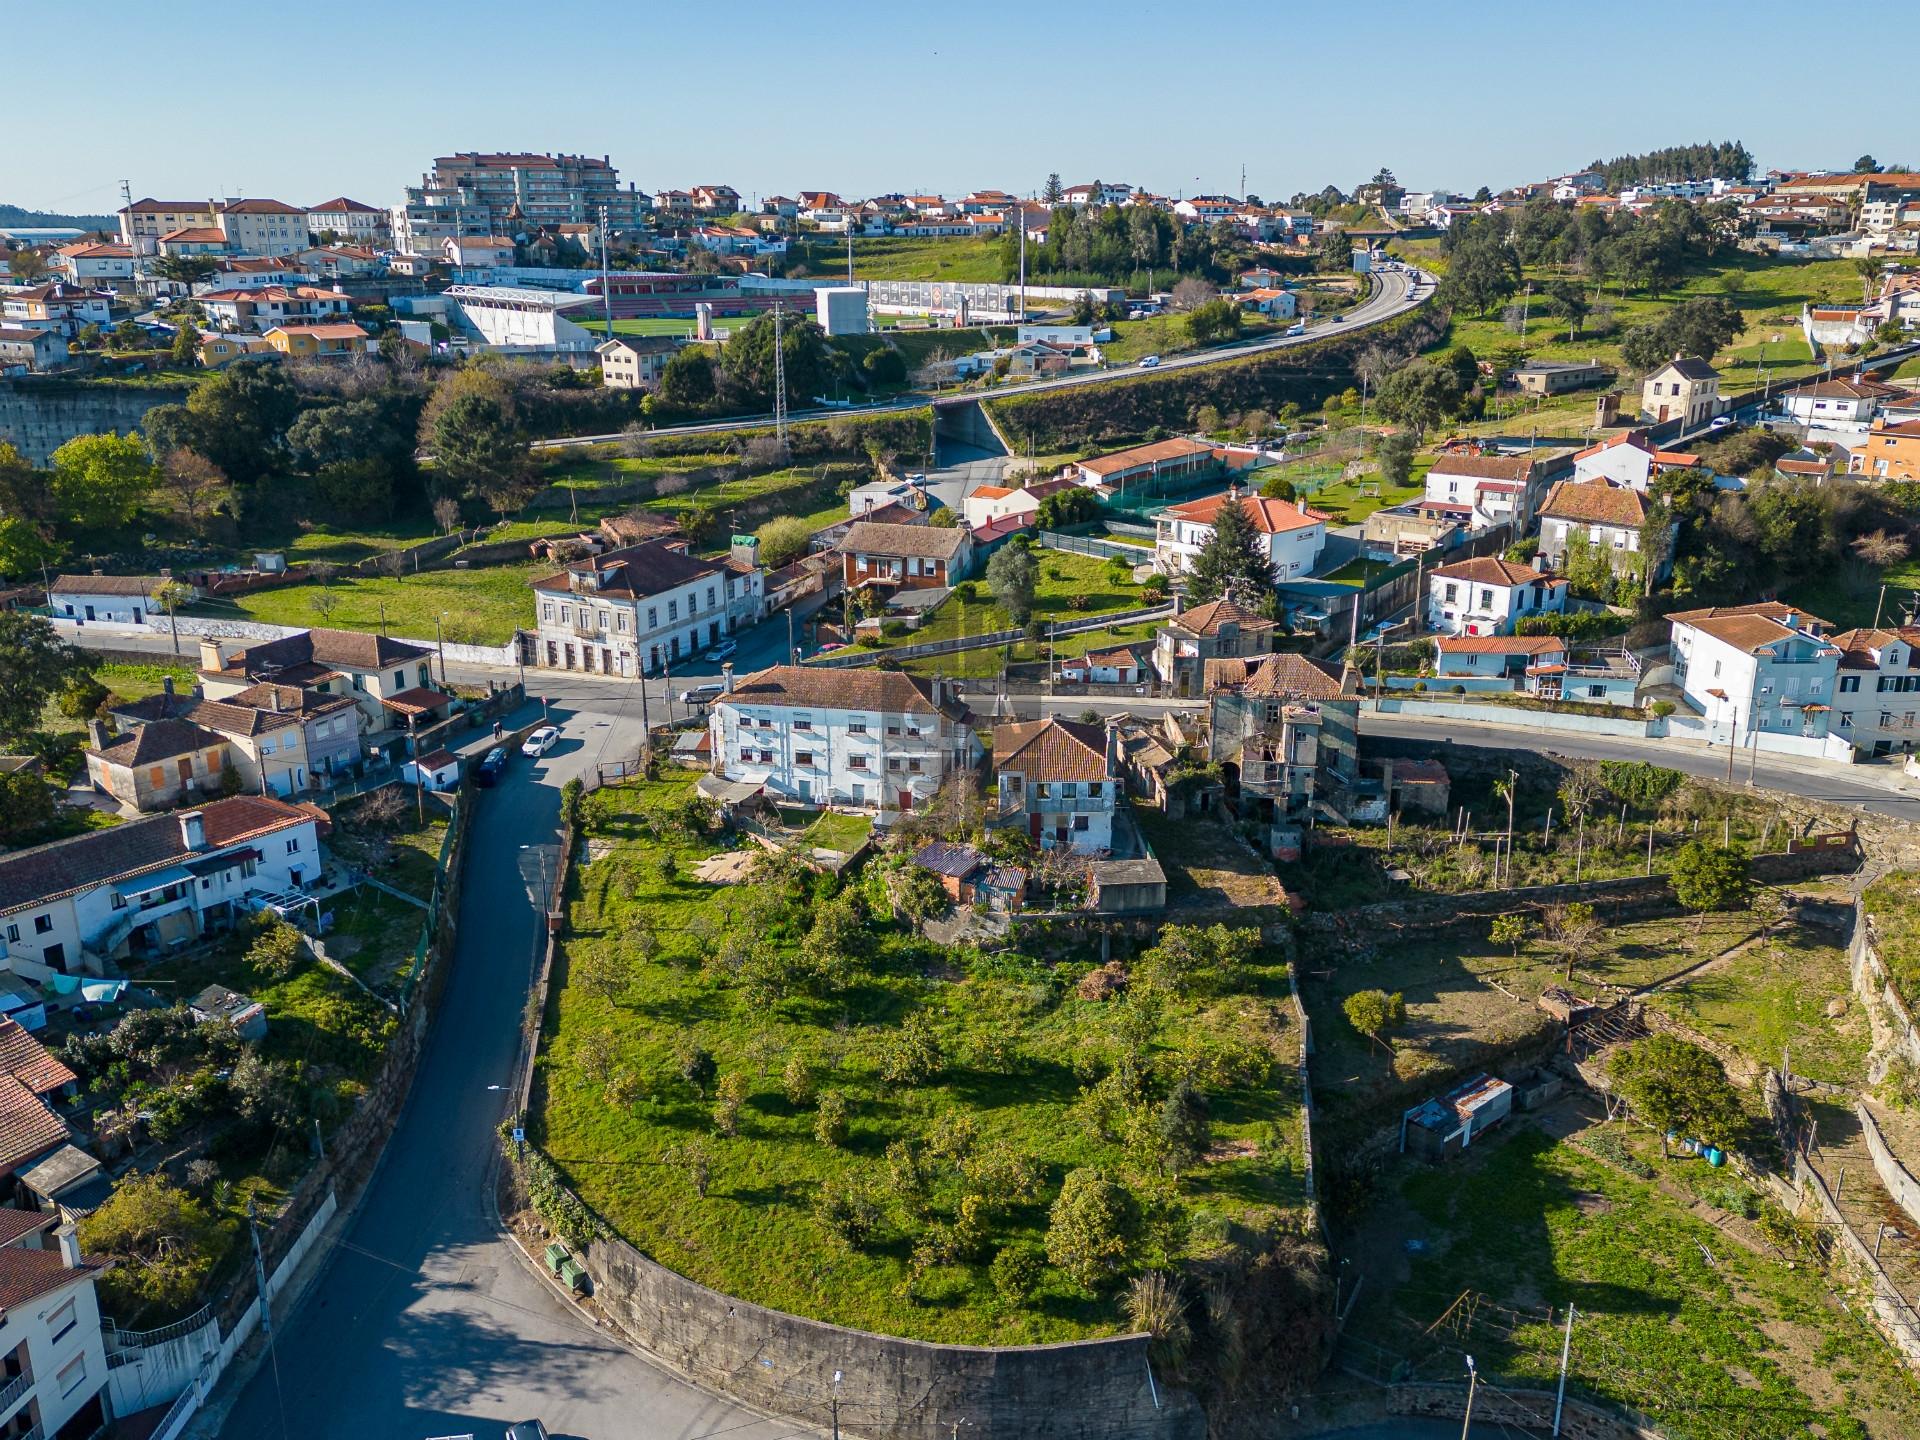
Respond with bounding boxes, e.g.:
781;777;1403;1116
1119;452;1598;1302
1857;1100;1920;1230
1388;1381;1660;1439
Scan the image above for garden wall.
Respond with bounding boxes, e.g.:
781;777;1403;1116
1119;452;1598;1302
579;1230;1201;1440
1857;1101;1920;1230
1851;898;1920;1080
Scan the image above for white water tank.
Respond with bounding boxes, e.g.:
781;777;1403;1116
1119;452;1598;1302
815;286;869;336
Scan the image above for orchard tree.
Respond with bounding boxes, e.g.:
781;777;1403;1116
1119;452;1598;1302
1670;839;1750;916
1610;1033;1744;1155
1343;988;1407;1055
49;433;157;529
1489;913;1532;957
1045;1167;1140;1289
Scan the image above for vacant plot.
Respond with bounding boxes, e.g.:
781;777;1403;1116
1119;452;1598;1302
789;235;1005;282
1133;810;1289;911
190;564;541;646
1866;870;1920;1003
899;619;1162;679
532;777;1306;1344
1342;1118;1920;1439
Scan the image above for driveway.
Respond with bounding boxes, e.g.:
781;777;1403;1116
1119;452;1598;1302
210;706;805;1440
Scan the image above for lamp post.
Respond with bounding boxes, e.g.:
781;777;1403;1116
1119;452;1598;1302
1460;1355;1478;1440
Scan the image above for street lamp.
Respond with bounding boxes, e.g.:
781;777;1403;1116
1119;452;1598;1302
830;1370;844;1440
1460;1355;1478;1440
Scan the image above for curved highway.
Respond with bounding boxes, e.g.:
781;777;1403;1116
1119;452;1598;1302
531;266;1432;451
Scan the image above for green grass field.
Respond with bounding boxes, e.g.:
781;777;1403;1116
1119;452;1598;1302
189;564;542;646
899;620;1162;679
532;776;1308;1344
789;235;1006;283
848;550;1150;660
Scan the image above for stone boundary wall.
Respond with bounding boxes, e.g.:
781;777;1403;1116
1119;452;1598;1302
1857;1101;1920;1230
1852;899;1920;1079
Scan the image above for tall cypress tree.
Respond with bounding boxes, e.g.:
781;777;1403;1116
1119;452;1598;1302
1184;496;1275;610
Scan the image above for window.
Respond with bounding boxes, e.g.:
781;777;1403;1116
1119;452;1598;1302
908;759;923;773
1088;782;1103;797
886;724;901;736
352;673;365;691
848;721;867;734
560;605;570;623
647;607;658;630
1072;815;1090;831
1443;583;1457;602
739;748;754;763
758;749;774;763
1840;711;1854;727
794;718;812;732
3;925;13;944
286;837;301;854
149;766;165;787
542;602;553;620
888;758;902;771
668;600;678;621
849;757;868;771
795;751;814;767
707;586;717;609
56;1354;85;1399
47;1296;77;1345
618;613;629;632
33;915;51;935
111;892;126;911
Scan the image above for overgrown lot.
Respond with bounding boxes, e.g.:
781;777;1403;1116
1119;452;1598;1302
1341;1118;1920;1439
532;777;1308;1343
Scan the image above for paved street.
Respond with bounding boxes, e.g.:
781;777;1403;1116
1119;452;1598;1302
209;705;803;1440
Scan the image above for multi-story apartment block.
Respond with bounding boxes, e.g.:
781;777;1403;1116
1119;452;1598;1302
196;285;351;333
708;665;979;813
532;538;763;678
393;152;647;255
1668;602;1839;743
117;198;220;254
306;196;389;245
992;718;1119;853
1829;627;1920;756
214;198;309;255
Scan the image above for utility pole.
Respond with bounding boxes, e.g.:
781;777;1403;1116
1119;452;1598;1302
787;607;797;664
435;615;447;685
1019;194;1028;320
1726;707;1737;784
247;1197;272;1343
1552;1306;1576;1436
846;229;854;286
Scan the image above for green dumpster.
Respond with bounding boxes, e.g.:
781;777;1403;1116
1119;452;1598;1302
558;1257;587;1293
544;1242;569;1274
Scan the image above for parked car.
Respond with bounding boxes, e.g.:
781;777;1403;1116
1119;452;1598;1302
1286;322;1306;336
474;747;509;787
505;1424;549;1440
521;725;559;757
706;639;738;661
679;681;725;705
1138;355;1161;369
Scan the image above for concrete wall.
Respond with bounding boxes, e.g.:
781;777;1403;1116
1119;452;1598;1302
0;377;192;465
581;1231;1201;1440
1858;1101;1920;1230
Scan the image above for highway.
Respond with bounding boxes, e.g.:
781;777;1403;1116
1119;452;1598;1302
529;266;1431;452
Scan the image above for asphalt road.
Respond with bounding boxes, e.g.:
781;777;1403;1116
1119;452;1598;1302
212;705;802;1440
529;267;1428;451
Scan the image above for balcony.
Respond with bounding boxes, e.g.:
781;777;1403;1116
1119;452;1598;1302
0;1367;32;1418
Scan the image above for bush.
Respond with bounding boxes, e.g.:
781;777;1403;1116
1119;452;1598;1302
245;918;304;981
815;1089;851;1146
1515;611;1624;643
81;1174;232;1324
756;514;816;570
1598;759;1683;811
990;1241;1046;1304
1045;1167;1140;1289
814;1177;880;1248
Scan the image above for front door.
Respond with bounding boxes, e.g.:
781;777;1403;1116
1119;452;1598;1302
1029;813;1042;838
897;788;913;812
43;943;65;972
84;606;95;622
177;759;192;786
133;608;143;625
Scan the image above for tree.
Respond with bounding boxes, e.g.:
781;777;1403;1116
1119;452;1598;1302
658;347;717;410
49;433;157;529
1184;493;1275;610
1342;988;1406;1054
814;1089;850;1147
986;541;1039;624
1610;1033;1744;1154
1620;295;1743;370
0;516;56;580
755;515;815;569
1375;361;1466;437
173;361;300;482
1437;222;1520;316
1669;839;1750;915
6;250;48;282
1042;173;1064;205
1373;430;1417;488
0;768;55;845
928;506;958;529
169;319;202;368
1546;900;1603;981
432;386;530;511
1259;475;1297;502
1158;1079;1212;1171
79;1173;225;1320
433;496;463;534
862;346;906;385
152;254;218;293
1169;276;1216;313
1186;299;1243;345
1855;154;1881;174
245;919;304;981
1072;290;1096;326
720;311;830;406
1489;914;1531;957
1045;1168;1139;1288
161;449;225;533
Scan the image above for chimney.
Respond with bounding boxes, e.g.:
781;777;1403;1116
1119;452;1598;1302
1105;717;1122;774
55;1224;81;1269
199;637;226;671
722;662;735;693
86;718;113;749
269;687;282;712
178;810;207;851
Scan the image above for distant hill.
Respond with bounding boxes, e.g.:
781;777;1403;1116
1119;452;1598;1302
0;202;117;231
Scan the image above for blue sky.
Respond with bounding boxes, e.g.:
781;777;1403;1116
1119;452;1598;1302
13;0;1912;215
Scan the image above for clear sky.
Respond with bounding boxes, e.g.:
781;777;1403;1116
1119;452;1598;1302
12;0;1912;216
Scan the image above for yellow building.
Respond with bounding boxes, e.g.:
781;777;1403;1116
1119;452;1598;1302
197;333;273;368
263;322;369;358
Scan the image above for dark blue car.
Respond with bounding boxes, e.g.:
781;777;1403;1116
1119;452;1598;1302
474;746;509;787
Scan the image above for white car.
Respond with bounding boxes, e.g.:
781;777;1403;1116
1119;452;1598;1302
521;725;559;757
680;681;725;705
1138;355;1161;369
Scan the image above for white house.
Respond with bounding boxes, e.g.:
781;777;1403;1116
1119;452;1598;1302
1535;479;1664;580
307;196;389;245
1668;602;1839;743
1779;376;1903;439
708;665;978;814
532;537;763;678
1154;489;1327;581
961;484;1040;532
1829;627;1920;756
993;717;1119;853
1431;633;1568;679
198;629;440;737
597;334;679;390
1422;451;1559;531
1639;356;1723;428
1571;430;1703;491
1062;182;1133;208
402;747;463;791
1056;647;1145;685
0;796;322;982
0;1216;113;1436
1425;556;1569;636
47;574;174;627
214;198;310;256
50;243;134;287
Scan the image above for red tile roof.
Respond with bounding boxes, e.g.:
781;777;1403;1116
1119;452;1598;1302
0;1242;100;1310
0;1074;67;1175
0;1020;75;1097
1160;491;1326;535
1539;479;1651;528
1168;596;1278;637
993;718;1111;783
1434;634;1567;656
1429;556;1562;587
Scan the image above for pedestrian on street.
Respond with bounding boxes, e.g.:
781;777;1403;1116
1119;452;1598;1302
493;720;503;740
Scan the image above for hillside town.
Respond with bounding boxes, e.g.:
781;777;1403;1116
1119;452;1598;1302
6;54;1920;1440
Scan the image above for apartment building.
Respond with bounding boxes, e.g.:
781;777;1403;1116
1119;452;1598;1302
992;718;1119;853
117;198;220;253
708;665;979;813
532;538;763;678
0;1218;112;1439
196;285;351;333
214;199;309;256
1828;627;1920;755
393;152;647;254
1851;419;1920;481
306;196;389;245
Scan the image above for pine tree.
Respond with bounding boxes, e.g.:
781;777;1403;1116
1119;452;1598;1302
1184;495;1274;609
1042;173;1064;205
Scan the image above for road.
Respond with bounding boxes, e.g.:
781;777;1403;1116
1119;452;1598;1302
529;267;1430;451
211;702;804;1440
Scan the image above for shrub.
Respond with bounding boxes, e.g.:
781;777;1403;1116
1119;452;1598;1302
81;1174;231;1324
813;1177;879;1248
991;1241;1046;1304
1598;759;1684;810
245;919;304;981
713;1072;748;1137
1045;1167;1140;1289
781;1054;817;1106
879;1014;943;1086
815;1089;851;1146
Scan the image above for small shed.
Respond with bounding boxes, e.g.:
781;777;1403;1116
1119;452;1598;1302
1378;757;1451;817
191;983;268;1043
1537;985;1594;1025
913;842;986;902
1088;857;1167;914
18;1144;110;1215
402;748;462;791
1401;1072;1514;1159
977;864;1028;913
